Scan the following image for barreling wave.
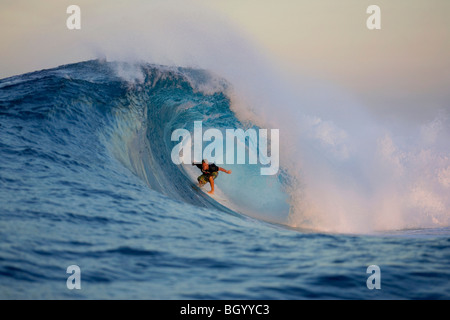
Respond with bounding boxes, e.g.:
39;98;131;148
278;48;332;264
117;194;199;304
0;60;290;226
2;59;449;234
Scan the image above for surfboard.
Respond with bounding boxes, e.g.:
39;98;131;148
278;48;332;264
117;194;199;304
191;183;228;202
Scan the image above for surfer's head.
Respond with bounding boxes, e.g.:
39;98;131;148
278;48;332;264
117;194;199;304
202;159;209;171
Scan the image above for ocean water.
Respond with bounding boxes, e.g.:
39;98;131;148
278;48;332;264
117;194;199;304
0;60;449;299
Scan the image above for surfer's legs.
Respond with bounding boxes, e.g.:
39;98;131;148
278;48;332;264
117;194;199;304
207;176;215;194
198;182;206;188
207;172;218;194
197;175;207;187
198;172;218;193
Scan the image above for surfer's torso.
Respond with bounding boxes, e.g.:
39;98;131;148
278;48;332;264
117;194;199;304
194;163;219;175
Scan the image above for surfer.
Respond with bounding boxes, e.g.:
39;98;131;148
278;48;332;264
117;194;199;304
193;159;231;195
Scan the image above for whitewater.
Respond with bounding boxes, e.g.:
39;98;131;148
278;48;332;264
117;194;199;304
0;60;449;299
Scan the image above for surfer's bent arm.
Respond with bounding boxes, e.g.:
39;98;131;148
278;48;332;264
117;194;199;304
218;167;232;174
192;163;202;170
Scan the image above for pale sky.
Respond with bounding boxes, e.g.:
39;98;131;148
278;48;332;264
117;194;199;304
1;0;449;119
206;0;450;118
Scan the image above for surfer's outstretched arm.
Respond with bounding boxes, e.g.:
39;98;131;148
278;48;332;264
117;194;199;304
218;167;232;174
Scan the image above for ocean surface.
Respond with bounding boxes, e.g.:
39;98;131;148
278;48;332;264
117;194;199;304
0;60;449;299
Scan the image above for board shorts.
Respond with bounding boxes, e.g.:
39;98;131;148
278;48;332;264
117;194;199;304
197;171;218;185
